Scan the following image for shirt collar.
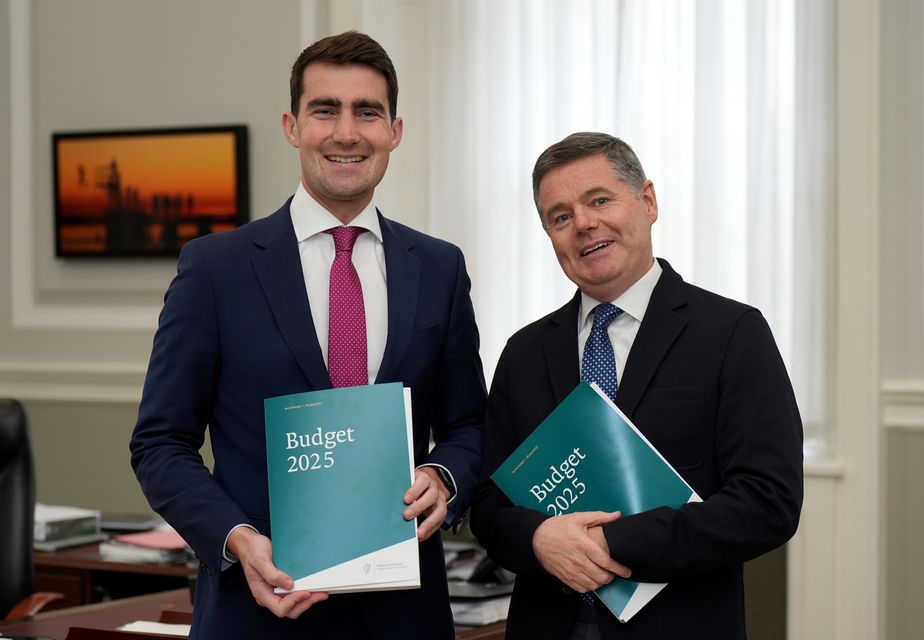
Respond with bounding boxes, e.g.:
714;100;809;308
579;259;663;329
289;182;383;243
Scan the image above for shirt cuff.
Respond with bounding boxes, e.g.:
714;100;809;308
222;523;259;564
419;463;457;507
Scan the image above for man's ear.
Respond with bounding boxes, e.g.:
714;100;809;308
281;112;299;148
642;180;659;224
389;116;404;151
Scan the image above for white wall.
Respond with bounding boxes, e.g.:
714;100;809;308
1;0;304;511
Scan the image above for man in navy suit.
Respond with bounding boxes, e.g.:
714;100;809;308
130;31;485;639
470;133;803;639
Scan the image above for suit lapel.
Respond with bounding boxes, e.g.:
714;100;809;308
250;202;332;390
617;259;688;417
375;212;421;383
543;292;582;405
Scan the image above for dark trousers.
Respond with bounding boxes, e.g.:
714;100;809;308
567;600;602;640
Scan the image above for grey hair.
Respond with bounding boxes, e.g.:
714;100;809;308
532;132;647;217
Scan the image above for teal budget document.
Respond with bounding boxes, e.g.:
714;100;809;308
265;382;419;593
490;382;701;622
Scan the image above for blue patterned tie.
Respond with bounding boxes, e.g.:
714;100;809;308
581;303;624;402
579;303;623;605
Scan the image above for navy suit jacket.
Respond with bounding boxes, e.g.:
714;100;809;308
470;259;803;639
131;199;486;639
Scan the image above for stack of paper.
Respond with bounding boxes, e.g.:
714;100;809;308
451;595;511;626
118;620;192;638
98;527;190;564
117;621;191;636
34;503;105;551
101;512;164;533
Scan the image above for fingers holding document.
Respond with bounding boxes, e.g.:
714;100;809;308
227;525;329;619
532;510;632;594
403;466;450;542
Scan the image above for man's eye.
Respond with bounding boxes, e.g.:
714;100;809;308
553;213;572;228
358;110;381;119
592;197;609;206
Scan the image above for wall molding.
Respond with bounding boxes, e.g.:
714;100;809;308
882;379;924;431
804;458;845;478
7;0;159;331
0;360;145;404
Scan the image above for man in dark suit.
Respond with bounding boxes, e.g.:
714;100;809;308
130;31;485;639
470;132;803;639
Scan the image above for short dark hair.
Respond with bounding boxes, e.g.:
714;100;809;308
532;132;647;215
289;31;399;121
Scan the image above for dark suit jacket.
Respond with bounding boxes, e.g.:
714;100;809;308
130;199;486;639
470;259;802;639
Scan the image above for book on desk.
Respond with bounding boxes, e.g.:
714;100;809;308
445;540;514;627
33;503;105;551
34;503;100;542
100;512;164;534
98;529;191;564
32;506;167;553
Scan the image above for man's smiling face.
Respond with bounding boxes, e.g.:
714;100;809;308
539;153;658;301
283;62;403;223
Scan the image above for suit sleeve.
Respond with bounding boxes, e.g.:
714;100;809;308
129;241;250;578
469;344;551;577
419;248;486;525
602;309;804;582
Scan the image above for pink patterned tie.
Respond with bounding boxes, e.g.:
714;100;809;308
325;226;368;388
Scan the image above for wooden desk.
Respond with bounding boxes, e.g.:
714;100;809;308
0;588;505;640
455;620;507;639
34;544;195;609
0;588;189;639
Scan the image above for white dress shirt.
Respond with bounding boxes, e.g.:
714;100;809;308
290;183;388;383
577;259;663;380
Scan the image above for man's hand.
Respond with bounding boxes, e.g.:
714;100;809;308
532;511;632;594
403;466;450;541
227;526;329;619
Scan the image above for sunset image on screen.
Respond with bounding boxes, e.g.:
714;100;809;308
55;128;246;255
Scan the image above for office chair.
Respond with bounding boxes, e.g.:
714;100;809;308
0;399;63;620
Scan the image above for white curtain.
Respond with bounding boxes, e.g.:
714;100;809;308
426;0;833;456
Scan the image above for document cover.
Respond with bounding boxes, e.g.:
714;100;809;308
265;382;419;593
490;382;701;622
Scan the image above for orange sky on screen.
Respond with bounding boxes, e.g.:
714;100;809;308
57;132;237;214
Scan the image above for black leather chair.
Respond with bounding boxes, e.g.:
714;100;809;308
0;399;62;620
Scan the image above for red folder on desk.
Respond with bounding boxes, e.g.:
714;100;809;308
112;529;187;550
98;529;189;564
